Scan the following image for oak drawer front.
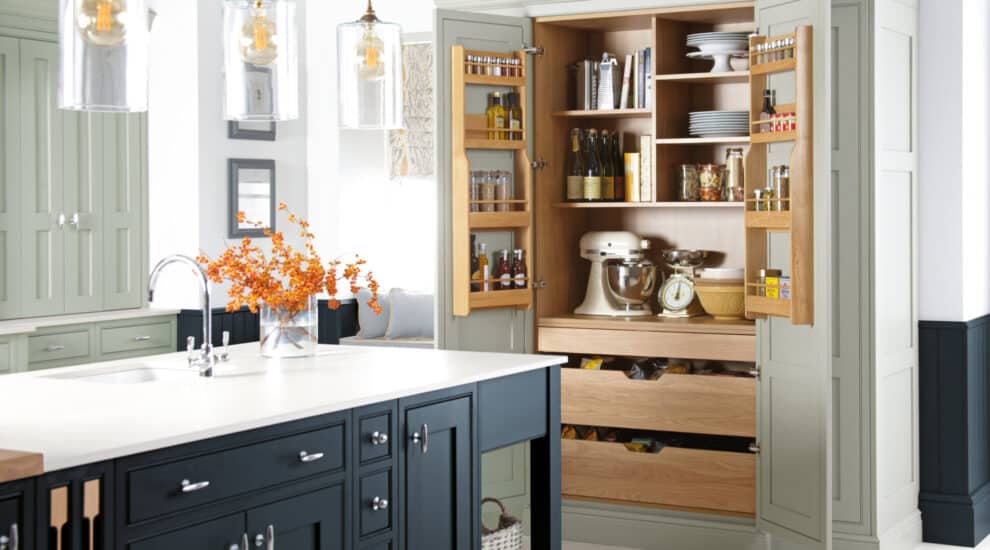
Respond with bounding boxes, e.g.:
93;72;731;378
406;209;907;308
538;327;755;362
561;369;755;438
358;469;392;538
28;330;90;364
126;425;344;523
100;322;173;355
358;413;392;464
562;439;755;516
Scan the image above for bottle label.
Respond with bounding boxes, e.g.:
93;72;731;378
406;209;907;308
583;176;602;200
495;115;505;128
500;273;513;289
602;176;615;200
514;273;526;288
566;176;583;200
510;119;521;130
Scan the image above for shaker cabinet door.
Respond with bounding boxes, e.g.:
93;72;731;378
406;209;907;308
246;484;347;550
128;514;244;550
19;39;65;317
101;113;146;311
0;37;21;320
63;110;104;314
403;396;473;550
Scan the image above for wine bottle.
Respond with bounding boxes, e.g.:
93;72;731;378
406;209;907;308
583;129;602;201
601;129;615;201
566;128;584;201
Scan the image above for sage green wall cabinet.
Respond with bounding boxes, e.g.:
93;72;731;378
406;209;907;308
0;34;147;320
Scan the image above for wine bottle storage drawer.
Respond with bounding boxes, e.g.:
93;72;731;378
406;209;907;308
561;439;755;516
561;369;755;438
538;326;755;362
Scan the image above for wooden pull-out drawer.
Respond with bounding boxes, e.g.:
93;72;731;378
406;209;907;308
562;369;755;438
561;439;755;516
538;326;755;362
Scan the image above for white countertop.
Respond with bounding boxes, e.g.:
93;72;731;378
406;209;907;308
0;344;565;472
0;308;181;336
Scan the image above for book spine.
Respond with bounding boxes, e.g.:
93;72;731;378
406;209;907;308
619;54;632;109
639;135;653;202
644;47;652;107
637;50;646;109
624;153;641;203
633;51;640;109
591;61;599;111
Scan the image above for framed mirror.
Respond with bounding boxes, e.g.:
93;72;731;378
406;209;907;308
228;158;277;238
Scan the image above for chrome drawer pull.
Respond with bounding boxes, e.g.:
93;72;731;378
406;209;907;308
410;423;428;454
180;479;210;493
0;523;17;550
370;431;389;446
298;450;324;463
371;496;389;511
133;335;152;342
43;345;65;352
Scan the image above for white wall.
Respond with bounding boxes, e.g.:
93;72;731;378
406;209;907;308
305;0;436;294
918;0;990;321
148;0;309;309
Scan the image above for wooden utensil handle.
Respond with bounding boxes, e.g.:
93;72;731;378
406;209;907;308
49;486;68;550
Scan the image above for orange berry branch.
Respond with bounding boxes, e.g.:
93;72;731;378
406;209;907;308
197;203;381;317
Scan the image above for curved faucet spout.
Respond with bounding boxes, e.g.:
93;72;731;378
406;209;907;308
148;255;216;377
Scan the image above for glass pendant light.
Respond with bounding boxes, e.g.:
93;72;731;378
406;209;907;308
337;0;403;129
223;0;299;121
58;0;152;112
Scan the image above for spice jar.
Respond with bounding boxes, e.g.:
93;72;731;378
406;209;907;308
759;268;782;297
723;149;745;201
753;188;766;212
495;170;514;211
470;171;483;212
481;171;496;212
770;165;790;211
676;164;700;201
698;164;723;201
495;250;513;290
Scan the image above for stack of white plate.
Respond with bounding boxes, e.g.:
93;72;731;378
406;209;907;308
689;111;749;137
686;31;752;72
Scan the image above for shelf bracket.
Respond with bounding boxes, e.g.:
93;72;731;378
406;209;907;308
530;158;548;170
522;45;544;56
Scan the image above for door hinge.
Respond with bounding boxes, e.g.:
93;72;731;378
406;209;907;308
748;442;761;454
522;44;544;56
749;366;760;380
530;158;548;170
532;279;548;289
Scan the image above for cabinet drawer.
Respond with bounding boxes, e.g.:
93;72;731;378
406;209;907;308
561;369;755;438
28;330;90;364
126;425;344;523
538;326;755;362
358;469;392;538
100;322;173;355
358;413;392;464
561;439;755;516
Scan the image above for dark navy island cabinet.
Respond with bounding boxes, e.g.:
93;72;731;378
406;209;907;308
0;367;561;550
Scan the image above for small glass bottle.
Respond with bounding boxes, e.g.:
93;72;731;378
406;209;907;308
512;249;528;289
566;128;585;202
486;92;507;140
507;93;523;140
481;171;496;212
495;250;513;291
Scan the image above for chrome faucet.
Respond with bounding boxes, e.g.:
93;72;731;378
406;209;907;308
148;255;228;377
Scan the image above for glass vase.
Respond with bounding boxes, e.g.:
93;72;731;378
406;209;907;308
259;295;317;358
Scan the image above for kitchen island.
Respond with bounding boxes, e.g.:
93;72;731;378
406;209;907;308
0;344;564;550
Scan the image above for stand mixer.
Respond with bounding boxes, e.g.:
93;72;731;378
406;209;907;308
574;231;657;317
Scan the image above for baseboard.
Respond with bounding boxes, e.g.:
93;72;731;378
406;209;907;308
562;500;766;550
920;490;990;547
830;510;920;550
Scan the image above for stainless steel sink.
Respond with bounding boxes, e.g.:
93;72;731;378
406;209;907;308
45;366;191;384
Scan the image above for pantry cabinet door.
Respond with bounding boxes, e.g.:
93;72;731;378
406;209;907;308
19;39;65;317
62;110;103;314
435;10;533;355
0;37;21;319
101;113;146;311
754;1;832;549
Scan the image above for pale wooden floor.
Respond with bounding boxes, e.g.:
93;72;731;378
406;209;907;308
518;537;990;549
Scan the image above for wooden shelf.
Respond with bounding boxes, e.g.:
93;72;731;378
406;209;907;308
657;136;750;145
555;201;745;209
655;71;750;84
464;138;526;150
468;211;531;229
552;109;652;119
749;57;796;76
750;130;797;144
539;314;755;335
463;74;526;87
745;295;791;318
745;210;791;230
470;288;532;310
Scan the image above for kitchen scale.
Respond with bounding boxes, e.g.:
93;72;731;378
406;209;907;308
658;250;709;318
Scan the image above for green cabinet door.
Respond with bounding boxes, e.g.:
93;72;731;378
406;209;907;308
102;113;145;311
63;110;104;314
0;37;21;319
19;39;64;317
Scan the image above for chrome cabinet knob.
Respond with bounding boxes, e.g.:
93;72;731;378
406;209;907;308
255;526;274;549
0;524;14;550
371;496;389;511
370;431;389;446
410;423;428;454
255;533;265;548
180;479;210;493
298;450;324;463
68;213;80;230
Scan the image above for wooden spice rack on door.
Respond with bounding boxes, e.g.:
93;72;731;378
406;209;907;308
450;45;534;317
743;25;814;325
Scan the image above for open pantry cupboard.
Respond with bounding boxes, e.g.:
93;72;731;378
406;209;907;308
437;1;835;549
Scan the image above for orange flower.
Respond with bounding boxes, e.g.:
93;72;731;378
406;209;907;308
197;206;380;317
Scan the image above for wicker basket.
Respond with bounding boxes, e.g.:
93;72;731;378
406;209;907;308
481;497;523;550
